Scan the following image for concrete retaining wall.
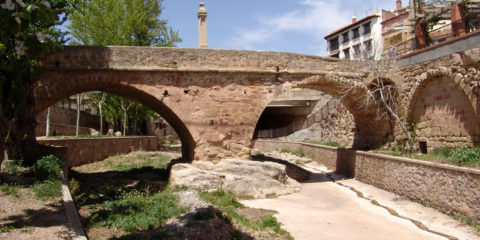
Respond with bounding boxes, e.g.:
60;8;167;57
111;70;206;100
38;136;158;167
253;140;480;221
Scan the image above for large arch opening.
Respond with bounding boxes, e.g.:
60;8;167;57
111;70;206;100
35;81;195;162
407;74;480;151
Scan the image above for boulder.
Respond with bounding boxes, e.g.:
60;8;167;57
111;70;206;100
90;129;99;136
114;131;122;137
170;158;301;198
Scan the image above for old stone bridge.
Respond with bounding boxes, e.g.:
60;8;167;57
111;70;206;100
35;46;480;161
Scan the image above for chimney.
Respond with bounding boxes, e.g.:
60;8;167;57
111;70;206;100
396;0;402;11
352;16;357;23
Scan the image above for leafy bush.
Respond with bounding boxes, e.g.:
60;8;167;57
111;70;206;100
449;146;480;167
33;155;63;181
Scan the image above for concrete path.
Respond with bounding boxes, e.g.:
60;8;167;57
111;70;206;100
242;162;479;240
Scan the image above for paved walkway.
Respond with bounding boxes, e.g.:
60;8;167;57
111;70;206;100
241;162;479;240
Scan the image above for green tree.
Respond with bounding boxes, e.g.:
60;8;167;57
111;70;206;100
69;0;180;135
1;0;77;165
68;0;181;46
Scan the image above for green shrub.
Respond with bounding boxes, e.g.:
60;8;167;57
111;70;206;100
449;146;480;167
33;179;63;200
33;155;63;181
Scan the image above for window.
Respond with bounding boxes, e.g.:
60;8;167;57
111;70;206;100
352;28;360;39
363;22;371;35
353;44;361;59
329;37;339;50
343;48;350;59
364;40;372;52
342;32;349;43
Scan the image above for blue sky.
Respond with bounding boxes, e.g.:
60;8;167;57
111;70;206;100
162;0;409;56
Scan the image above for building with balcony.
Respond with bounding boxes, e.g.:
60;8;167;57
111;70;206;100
382;0;414;57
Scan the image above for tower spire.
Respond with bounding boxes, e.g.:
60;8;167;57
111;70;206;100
198;1;208;49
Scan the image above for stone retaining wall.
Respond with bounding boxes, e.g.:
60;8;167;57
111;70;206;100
254;140;480;221
38;136;158;167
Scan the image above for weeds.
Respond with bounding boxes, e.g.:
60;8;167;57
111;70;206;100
454;215;480;235
89;189;187;232
449;146;480;167
281;148;306;157
0;225;15;233
200;189;293;239
383;145;480;168
33;179;62;201
0;183;21;198
305;140;346;148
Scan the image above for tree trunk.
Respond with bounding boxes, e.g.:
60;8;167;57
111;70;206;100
377;78;416;151
98;92;106;136
123;110;127;136
76;94;81;137
99;105;103;135
46;107;51;137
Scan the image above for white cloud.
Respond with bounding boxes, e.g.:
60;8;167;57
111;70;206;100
229;0;352;54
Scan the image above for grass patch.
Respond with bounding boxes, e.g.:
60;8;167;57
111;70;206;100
281;148;306;157
454;215;480;235
0;183;21;198
386;146;480;168
88;189;187;232
200;189;293;239
0;225;15;233
305;140;346;148
33;179;62;200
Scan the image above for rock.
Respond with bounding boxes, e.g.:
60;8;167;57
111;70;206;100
107;129;114;136
170;158;301;199
114;131;122;137
90;129;99;136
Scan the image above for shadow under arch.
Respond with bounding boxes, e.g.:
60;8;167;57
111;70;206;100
34;82;195;162
406;73;480;147
252;75;392;150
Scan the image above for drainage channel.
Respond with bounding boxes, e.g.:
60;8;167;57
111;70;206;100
307;166;458;240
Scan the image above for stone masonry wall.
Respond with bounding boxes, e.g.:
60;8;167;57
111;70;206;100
36;122;91;136
254;140;480;221
392;48;480;149
271;99;355;147
38;136;158;167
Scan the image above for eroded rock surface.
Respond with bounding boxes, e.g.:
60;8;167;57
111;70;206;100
170;159;301;198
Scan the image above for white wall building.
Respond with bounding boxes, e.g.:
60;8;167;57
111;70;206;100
325;10;394;60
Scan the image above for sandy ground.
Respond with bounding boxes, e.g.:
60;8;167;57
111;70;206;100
0;188;72;240
242;160;480;240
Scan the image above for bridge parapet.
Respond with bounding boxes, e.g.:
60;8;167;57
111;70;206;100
42;46;365;75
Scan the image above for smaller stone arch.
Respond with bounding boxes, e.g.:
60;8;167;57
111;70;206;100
252;74;393;150
407;70;480;150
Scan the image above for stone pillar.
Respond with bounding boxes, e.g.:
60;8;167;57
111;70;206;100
414;24;427;49
198;1;208;49
451;3;466;37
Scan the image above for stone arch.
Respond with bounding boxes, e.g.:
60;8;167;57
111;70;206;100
407;70;480;149
252;74;392;150
35;70;195;162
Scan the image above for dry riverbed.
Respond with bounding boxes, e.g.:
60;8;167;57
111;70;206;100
69;151;292;240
